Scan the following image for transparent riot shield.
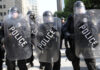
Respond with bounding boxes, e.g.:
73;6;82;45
74;9;100;59
34;16;61;63
3;14;32;61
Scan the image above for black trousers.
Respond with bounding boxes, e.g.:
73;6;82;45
26;54;34;65
0;48;5;70
6;59;28;70
40;51;61;70
0;59;3;70
40;62;60;70
67;39;96;70
53;51;61;70
72;56;96;70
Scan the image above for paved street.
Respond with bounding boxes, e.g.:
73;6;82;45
2;49;100;70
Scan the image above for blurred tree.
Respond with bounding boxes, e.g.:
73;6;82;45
64;0;100;14
54;0;100;19
54;11;67;18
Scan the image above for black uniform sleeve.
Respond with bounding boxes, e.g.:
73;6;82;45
0;22;5;55
0;23;4;44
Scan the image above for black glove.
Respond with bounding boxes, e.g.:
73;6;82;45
92;42;99;48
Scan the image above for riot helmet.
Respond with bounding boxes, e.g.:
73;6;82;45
9;7;19;19
43;11;54;23
10;7;19;13
74;1;86;14
27;11;35;20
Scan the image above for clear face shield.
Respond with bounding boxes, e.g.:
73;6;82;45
74;6;86;14
43;16;54;23
8;11;19;19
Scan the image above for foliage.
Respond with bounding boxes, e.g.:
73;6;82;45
55;0;100;19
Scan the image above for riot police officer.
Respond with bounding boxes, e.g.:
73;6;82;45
3;7;33;70
25;10;36;67
63;1;97;70
34;11;61;70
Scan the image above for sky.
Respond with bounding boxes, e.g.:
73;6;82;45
37;0;57;16
29;0;65;16
62;0;65;10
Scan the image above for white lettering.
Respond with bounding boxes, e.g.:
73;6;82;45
9;26;28;48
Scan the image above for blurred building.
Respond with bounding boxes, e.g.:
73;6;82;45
15;0;33;15
15;0;39;16
0;0;38;21
57;0;62;11
31;0;38;16
0;0;15;21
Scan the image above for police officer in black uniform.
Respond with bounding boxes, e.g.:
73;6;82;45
63;1;97;70
3;7;33;70
25;11;36;67
60;17;66;49
35;11;61;70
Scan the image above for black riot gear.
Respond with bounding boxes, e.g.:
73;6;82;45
4;7;32;70
34;15;61;70
64;13;97;70
3;12;32;61
34;12;61;63
73;1;98;69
